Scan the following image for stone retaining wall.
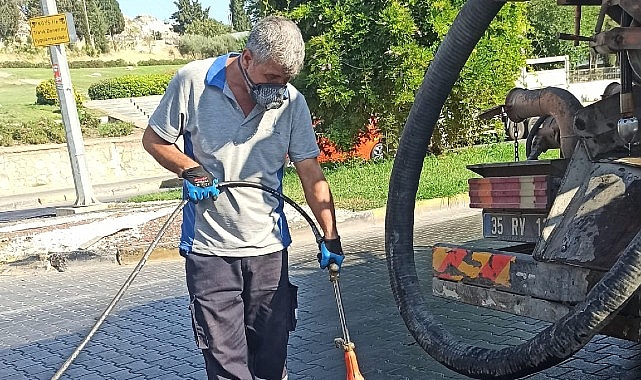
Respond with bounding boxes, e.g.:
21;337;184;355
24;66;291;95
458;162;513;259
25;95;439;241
0;133;171;198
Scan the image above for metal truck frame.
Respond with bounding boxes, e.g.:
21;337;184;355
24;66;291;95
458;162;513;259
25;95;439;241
385;0;641;378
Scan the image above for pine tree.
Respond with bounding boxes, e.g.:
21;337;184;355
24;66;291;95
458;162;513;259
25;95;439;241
86;0;108;53
0;0;21;41
230;0;251;32
171;0;210;35
98;0;125;37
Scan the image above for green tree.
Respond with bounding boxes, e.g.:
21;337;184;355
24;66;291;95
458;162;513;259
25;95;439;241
246;0;305;22
98;0;125;37
230;0;251;31
430;0;530;150
284;0;529;152
97;0;124;51
178;33;242;59
19;0;40;18
0;0;20;41
185;18;232;37
245;0;268;21
527;0;605;67
171;0;210;34
84;0;108;53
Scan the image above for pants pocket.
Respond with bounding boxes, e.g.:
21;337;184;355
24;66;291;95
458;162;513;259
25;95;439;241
189;296;210;349
286;282;298;332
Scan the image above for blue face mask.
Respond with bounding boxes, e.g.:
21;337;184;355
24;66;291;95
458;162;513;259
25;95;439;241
238;58;288;110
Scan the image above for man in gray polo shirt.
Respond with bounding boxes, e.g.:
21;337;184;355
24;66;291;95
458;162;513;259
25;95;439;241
142;15;344;380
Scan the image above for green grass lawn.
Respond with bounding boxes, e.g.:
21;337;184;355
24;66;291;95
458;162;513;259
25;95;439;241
0;65;182;123
2;66;561;212
129;142;561;211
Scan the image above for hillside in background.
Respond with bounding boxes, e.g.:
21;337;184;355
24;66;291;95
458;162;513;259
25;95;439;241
3;15;181;64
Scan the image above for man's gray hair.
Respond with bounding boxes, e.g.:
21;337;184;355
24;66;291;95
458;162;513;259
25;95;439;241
246;15;305;78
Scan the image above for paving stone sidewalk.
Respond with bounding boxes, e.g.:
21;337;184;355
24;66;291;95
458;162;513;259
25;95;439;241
84;96;162;128
0;205;639;379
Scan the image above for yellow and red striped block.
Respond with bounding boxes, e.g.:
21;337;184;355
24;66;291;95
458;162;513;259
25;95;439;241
432;246;515;286
468;175;550;210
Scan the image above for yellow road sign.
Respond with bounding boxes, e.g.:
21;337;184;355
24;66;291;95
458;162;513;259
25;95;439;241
29;13;74;47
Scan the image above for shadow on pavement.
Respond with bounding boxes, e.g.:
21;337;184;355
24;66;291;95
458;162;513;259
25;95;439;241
0;207;56;223
2;249;640;380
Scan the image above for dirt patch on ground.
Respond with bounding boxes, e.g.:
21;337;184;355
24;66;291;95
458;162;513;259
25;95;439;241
0;43;179;66
0;201;184;274
0;199;343;275
93;44;180;63
17;78;41;85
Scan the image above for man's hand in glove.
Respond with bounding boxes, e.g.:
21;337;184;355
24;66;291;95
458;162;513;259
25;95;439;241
181;166;220;202
318;236;345;270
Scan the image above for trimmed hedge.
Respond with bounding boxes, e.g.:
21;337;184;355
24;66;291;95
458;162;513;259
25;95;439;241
35;79;84;107
0;58;191;69
0;61;49;68
68;59;129;69
88;73;174;100
0;110;136;146
138;58;191;66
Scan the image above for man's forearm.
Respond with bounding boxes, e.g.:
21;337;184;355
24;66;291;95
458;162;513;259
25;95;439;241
295;158;339;239
305;182;339;239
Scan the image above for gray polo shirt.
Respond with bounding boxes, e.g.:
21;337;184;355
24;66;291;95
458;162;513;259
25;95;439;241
148;53;319;257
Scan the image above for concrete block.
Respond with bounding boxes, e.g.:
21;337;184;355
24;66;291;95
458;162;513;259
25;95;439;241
55;202;109;216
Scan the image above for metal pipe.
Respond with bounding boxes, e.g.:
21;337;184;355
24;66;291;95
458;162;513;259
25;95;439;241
504;87;583;159
574;5;582;46
620;11;634;117
330;265;351;344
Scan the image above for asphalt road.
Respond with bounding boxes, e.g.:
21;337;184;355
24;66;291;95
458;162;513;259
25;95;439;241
1;205;640;380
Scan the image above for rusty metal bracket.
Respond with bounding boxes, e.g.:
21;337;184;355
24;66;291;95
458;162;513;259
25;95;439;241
592;27;641;54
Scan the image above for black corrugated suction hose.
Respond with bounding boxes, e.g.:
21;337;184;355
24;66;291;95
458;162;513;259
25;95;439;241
385;0;641;378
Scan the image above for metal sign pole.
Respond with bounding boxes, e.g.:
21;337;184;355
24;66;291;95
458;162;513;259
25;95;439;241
39;0;98;207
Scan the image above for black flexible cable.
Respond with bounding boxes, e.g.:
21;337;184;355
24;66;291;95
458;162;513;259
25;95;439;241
218;180;323;244
51;199;189;380
51;180;323;379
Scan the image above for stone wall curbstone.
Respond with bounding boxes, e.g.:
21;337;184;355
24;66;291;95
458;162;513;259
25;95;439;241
0;133;176;209
356;193;471;224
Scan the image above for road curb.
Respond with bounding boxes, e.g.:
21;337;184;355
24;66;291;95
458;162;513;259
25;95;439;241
0;175;177;211
0;193;472;273
367;193;470;222
119;194;474;265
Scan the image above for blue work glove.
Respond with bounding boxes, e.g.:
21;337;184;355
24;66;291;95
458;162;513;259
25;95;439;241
318;236;344;270
181;166;220;203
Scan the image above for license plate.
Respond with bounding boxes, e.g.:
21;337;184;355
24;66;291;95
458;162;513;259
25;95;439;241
482;212;545;243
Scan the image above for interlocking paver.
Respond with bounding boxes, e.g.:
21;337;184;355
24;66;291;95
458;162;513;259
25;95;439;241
597;355;641;370
1;207;640;379
523;364;573;379
0;373;32;380
119;358;153;372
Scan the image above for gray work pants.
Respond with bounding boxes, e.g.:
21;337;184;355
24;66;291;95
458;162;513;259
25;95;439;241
185;249;297;380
